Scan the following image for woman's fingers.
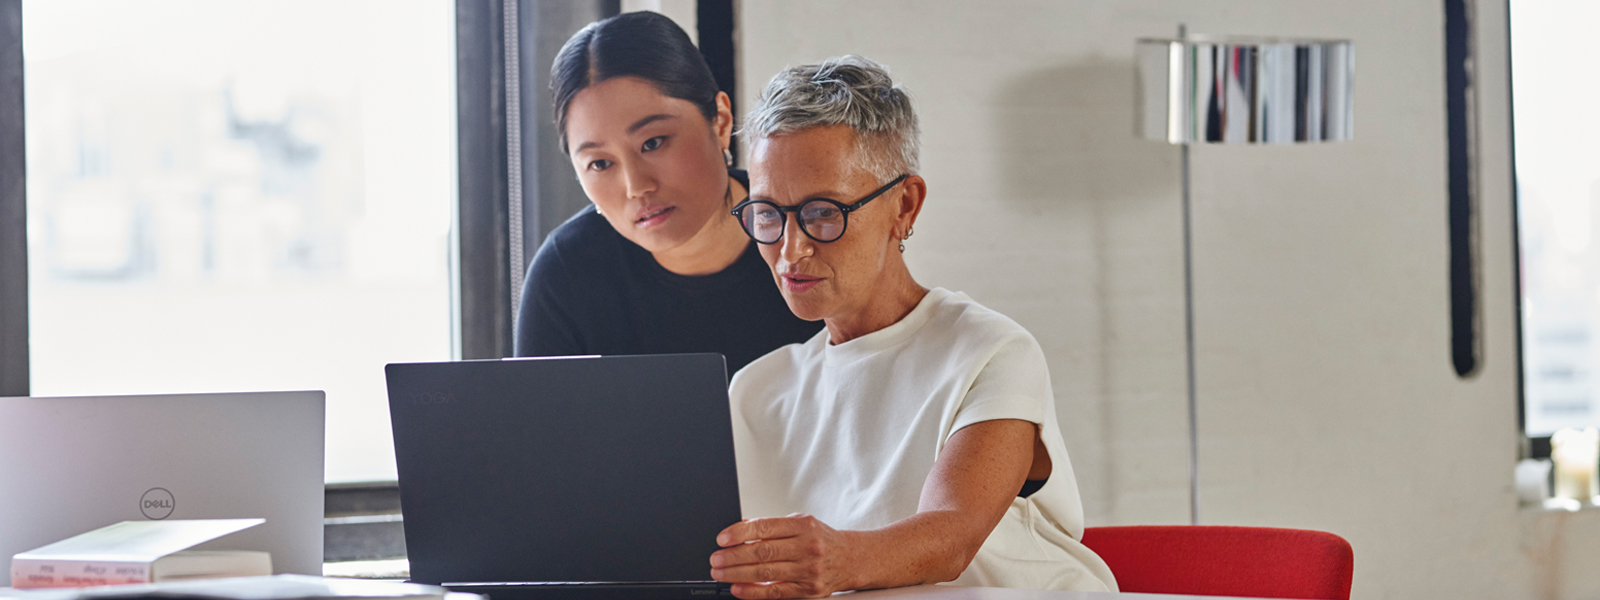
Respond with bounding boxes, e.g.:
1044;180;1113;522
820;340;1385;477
710;515;843;599
710;560;815;584
710;537;812;568
716;515;814;546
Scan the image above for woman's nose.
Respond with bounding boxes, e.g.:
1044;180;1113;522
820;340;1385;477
621;161;657;200
779;215;812;260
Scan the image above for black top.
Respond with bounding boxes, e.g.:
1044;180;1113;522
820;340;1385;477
514;169;823;374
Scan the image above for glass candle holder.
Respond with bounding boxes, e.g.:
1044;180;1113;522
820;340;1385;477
1551;427;1600;504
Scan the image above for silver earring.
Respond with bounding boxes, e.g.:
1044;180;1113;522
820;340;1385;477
906;227;914;239
899;240;906;253
723;148;733;167
595;205;605;216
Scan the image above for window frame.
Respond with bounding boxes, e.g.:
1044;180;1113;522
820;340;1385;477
456;0;516;360
0;0;734;563
0;0;26;399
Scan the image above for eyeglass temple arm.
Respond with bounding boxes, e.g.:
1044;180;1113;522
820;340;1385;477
843;174;910;212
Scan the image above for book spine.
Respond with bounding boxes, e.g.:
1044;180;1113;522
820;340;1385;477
11;558;150;588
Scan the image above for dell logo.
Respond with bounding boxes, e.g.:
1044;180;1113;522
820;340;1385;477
140;488;174;520
411;391;452;405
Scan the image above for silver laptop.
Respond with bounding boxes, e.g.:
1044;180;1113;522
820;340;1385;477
0;391;325;586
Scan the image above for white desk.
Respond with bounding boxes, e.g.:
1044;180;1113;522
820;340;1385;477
3;582;1258;600
316;562;1249;600
320;561;1249;600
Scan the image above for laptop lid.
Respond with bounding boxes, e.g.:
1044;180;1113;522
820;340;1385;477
386;354;741;586
0;391;326;586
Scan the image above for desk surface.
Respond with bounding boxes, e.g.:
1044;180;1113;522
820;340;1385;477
1;582;1262;600
849;585;1257;600
321;561;1258;600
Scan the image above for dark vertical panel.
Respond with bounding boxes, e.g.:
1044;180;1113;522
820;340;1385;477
505;0;525;336
0;0;27;396
456;0;512;360
1445;0;1480;377
698;0;736;163
515;1;538;276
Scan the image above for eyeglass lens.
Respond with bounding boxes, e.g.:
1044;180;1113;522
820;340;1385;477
740;199;848;244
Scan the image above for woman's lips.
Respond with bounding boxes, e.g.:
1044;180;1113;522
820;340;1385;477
635;205;675;229
781;274;822;293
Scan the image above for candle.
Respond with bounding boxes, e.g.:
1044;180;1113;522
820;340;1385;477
1551;427;1600;503
1516;459;1552;506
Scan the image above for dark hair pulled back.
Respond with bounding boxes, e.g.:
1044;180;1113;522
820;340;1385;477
552;11;722;154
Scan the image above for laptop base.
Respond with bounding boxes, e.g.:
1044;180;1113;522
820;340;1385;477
441;582;732;600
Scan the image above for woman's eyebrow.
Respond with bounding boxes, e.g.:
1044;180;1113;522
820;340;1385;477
572;114;678;154
627;113;676;134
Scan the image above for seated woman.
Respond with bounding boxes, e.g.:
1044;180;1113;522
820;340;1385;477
714;56;1117;599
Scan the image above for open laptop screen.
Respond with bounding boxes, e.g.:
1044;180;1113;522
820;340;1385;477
0;391;326;586
387;354;741;585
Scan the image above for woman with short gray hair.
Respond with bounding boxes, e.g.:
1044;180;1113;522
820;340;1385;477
712;56;1116;598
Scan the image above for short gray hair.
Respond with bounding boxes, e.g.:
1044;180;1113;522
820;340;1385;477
742;55;920;180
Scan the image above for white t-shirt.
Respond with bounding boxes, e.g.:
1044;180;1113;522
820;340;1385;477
728;287;1117;592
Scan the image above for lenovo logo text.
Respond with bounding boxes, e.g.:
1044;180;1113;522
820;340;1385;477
411;391;452;405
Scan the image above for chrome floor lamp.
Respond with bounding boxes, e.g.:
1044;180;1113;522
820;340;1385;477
1135;30;1354;524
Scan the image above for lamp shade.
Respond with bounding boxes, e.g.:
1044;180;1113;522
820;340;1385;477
1137;36;1354;144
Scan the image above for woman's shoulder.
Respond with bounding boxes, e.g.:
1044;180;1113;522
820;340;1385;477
528;206;631;279
924;289;1040;350
910;289;1051;382
544;205;623;254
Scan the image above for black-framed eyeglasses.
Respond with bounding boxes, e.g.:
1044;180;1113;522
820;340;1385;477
730;174;909;245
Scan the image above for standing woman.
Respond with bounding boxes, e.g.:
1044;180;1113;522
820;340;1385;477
515;12;822;371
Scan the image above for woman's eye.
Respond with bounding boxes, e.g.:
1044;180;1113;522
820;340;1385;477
641;136;666;152
587;159;612;172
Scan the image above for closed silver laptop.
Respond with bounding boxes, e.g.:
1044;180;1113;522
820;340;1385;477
0;391;325;585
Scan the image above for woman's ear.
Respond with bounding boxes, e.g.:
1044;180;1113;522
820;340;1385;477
896;174;928;235
713;91;735;148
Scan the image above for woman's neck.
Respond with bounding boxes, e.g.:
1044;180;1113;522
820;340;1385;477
652;175;750;276
824;263;928;345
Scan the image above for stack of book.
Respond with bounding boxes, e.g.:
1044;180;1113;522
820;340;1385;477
10;519;271;588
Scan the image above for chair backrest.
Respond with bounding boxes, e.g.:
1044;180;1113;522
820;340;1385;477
1080;526;1354;600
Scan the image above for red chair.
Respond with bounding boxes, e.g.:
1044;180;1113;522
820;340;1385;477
1080;526;1354;600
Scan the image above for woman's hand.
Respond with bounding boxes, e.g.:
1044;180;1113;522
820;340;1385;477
710;515;858;599
710;419;1039;598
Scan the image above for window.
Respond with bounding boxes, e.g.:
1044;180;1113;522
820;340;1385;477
22;0;458;482
1512;0;1600;439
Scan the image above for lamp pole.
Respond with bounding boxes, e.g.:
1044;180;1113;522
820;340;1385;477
1178;24;1201;527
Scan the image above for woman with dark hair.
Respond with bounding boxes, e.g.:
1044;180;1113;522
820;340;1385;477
515;11;821;371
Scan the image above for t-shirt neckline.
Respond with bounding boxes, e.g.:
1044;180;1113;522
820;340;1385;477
823;287;952;365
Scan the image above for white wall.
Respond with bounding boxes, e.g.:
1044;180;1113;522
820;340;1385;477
620;0;698;44
739;1;1600;598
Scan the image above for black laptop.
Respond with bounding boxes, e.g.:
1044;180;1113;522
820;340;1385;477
385;354;742;600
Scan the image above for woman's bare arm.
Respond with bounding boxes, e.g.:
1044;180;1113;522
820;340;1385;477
709;418;1038;599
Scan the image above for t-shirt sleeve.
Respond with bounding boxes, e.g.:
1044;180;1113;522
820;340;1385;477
513;240;585;357
948;332;1053;437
